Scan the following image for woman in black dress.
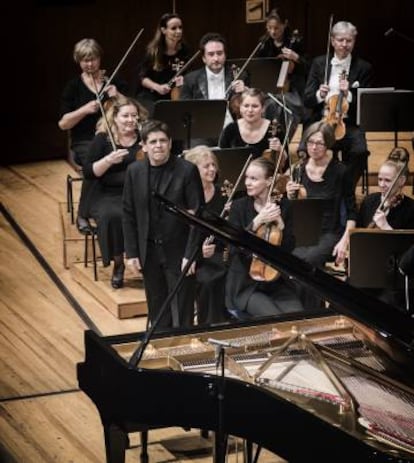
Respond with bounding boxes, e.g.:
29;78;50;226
225;156;304;317
83;96;147;288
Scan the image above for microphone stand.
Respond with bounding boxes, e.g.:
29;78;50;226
207;338;236;463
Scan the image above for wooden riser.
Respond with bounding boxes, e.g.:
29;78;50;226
71;262;148;319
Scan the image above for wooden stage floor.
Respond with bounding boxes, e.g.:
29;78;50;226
0;131;412;462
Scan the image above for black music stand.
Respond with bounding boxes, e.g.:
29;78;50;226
211;147;253;192
153;99;227;149
348;229;414;289
290;198;328;247
357;88;414;146
227;58;281;93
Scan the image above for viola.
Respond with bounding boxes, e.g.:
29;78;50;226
228;64;242;120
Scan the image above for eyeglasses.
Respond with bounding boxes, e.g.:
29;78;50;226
306;140;326;148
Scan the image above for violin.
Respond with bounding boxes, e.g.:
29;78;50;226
262;119;289;195
276;29;301;94
228;64;242;120
289;152;307;199
249;190;284;282
167;50;201;101
368;159;408;228
249;132;290;282
323;69;349;140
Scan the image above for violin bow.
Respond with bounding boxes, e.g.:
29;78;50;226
224;38;265;97
167;50;201;87
91;74;117;150
204;153;253;245
323;14;334;85
98;28;144;98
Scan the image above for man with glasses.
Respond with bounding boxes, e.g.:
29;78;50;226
123;120;204;329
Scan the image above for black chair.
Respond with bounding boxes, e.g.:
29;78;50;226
332;149;370;194
66;174;99;281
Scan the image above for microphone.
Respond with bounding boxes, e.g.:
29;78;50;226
384;28;394;37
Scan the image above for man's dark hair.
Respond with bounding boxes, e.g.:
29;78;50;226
140;119;171;142
199;32;226;53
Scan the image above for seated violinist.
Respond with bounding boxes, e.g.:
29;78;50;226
356;150;414;230
225;157;304;317
299;21;373;190
350;152;414;312
180;32;249;136
83;96;147;289
184;146;229;325
218;88;287;164
286;121;357;309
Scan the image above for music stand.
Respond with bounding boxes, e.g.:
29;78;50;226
153;99;227;149
290;198;328;247
357;88;414;146
348;229;414;289
227;58;281;93
211;147;253;192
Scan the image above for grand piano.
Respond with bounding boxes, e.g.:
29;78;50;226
77;198;414;463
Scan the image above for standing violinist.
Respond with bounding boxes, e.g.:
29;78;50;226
180;32;249;142
225;157;304;317
135;13;192;117
257;8;309;139
300;21;373;190
58;38;128;233
218;88;286;161
286;121;357;309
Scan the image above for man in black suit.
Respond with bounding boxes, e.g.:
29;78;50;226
180;32;249;144
300;21;373;190
122;120;204;329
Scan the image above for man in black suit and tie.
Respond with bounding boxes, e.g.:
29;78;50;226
122;120;204;329
300;21;373;190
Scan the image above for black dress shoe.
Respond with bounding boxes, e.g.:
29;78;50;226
111;262;125;289
76;216;91;234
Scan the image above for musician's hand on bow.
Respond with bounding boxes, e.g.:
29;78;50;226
154;83;171;95
253;202;282;230
268;137;282;152
319;83;330;99
202;240;216;259
173;75;184;87
182;257;196;275
373;208;391;230
231;79;246;94
106;148;129;165
85;100;99;114
286;179;301;199
105;84;118;98
281;47;298;62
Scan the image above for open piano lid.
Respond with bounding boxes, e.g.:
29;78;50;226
78;193;414;463
156;192;414;355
